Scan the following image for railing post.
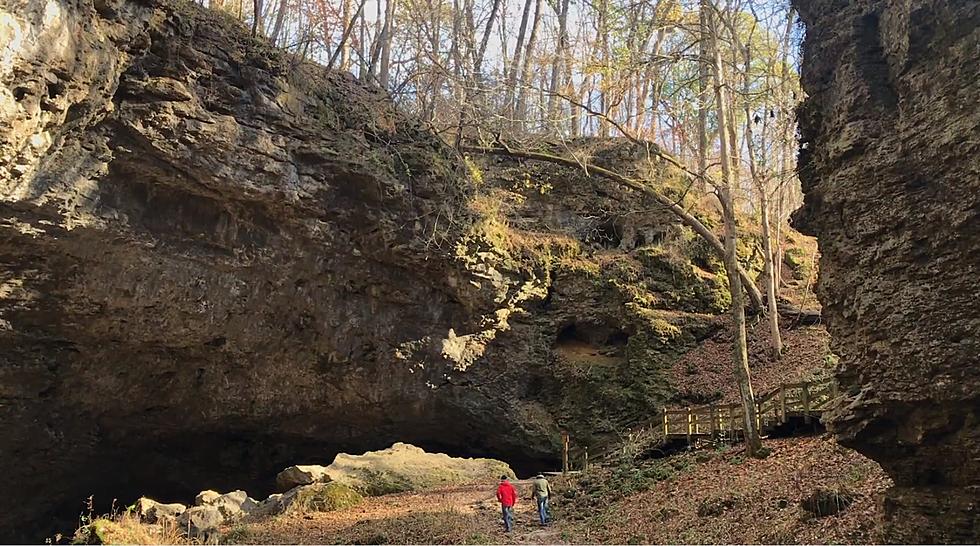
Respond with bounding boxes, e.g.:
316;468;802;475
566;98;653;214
561;430;569;475
709;404;717;438
803;384;812;424
686;407;693;447
756;401;763;433
729;404;738;442
780;387;788;424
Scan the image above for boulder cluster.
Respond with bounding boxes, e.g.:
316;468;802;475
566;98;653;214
131;464;341;540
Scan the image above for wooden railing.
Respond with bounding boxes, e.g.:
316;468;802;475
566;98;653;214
663;377;838;443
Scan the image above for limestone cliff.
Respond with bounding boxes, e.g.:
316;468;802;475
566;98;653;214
794;0;979;541
0;0;746;539
0;0;509;538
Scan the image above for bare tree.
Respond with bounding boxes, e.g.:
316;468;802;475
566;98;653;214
708;0;763;457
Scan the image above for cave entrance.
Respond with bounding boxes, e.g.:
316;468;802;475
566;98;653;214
555;321;629;362
587;218;624;249
27;426;559;543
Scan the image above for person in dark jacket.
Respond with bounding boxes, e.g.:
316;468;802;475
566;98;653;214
495;475;518;532
530;473;552;525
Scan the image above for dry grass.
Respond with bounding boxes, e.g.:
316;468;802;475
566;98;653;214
72;512;193;545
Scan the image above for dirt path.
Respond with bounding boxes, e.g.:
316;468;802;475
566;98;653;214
237;481;568;544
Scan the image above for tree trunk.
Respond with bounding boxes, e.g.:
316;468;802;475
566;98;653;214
268;0;287;44
251;0;263;36
697;0;710;190
546;0;570;129
741;43;783;359
378;0;396;89
506;0;534;122
515;0;542;130
339;0;351;69
474;0;502;78
759;188;782;357
327;0;367;70
709;4;763;457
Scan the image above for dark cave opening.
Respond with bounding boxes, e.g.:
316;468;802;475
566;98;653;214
586;218;623;249
555;321;630;358
24;428;559;543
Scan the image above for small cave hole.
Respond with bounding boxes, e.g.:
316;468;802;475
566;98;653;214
47;81;66;100
587;218;623;249
555;321;629;360
13;86;31;101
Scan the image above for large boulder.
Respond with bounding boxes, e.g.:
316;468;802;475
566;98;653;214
176;505;224;541
793;0;980;541
135;497;186;524
324;442;514;495
194;490;258;519
276;465;332;492
250;494;285;518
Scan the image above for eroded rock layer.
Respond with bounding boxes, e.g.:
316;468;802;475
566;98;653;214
793;0;980;541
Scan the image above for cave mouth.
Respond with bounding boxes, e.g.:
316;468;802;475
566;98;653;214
23;428;558;543
555;321;630;360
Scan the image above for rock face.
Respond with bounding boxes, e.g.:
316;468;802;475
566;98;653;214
135;497;186;524
275;465;332;492
1;0;742;540
793;0;980;541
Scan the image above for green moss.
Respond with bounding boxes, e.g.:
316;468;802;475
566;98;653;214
290;483;363;512
221;525;252;544
784;247;812;280
463;156;484;186
650;318;682;341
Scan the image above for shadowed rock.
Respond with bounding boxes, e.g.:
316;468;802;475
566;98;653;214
793;0;980;541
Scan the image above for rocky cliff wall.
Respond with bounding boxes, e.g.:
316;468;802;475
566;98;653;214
0;0;526;538
0;0;741;540
793;0;979;541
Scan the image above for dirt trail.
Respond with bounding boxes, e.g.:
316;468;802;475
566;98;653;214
238;481;568;544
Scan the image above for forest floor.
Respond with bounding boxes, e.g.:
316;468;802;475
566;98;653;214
223;435;890;545
667;320;831;406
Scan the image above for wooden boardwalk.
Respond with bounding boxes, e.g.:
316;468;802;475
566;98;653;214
663;377;838;444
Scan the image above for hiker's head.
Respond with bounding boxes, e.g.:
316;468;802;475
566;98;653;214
536;473;544;479
500;474;509;481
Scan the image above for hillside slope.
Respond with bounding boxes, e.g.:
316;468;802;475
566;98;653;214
213;437;890;545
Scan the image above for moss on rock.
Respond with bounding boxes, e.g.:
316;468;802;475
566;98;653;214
288;483;363;512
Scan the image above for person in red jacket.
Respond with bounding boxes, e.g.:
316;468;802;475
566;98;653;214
495;475;518;532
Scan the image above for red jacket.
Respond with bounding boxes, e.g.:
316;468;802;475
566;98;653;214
496;480;518;507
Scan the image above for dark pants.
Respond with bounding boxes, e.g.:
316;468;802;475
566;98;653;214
501;505;514;532
536;496;550;525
